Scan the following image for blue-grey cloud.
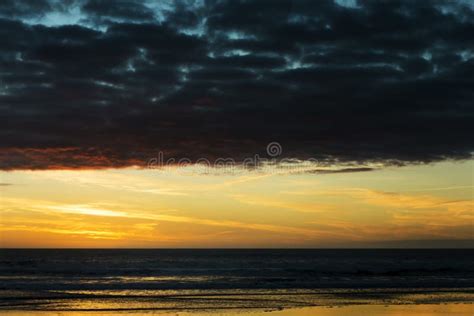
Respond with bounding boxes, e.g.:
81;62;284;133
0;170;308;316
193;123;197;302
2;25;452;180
0;0;473;169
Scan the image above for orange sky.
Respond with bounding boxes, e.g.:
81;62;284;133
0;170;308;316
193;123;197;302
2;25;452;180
1;160;472;248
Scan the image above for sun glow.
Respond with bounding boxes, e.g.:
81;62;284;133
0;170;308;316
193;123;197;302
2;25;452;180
48;205;128;217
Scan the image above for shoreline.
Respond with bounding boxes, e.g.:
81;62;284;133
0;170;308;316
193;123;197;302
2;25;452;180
1;288;472;313
0;303;473;316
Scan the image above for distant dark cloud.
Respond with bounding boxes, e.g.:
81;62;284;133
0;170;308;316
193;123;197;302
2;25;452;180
0;0;473;169
310;167;376;174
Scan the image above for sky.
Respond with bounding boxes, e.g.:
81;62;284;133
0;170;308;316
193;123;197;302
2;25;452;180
1;161;473;248
0;0;473;248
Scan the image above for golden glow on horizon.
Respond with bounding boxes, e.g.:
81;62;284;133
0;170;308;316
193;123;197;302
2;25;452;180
0;160;472;248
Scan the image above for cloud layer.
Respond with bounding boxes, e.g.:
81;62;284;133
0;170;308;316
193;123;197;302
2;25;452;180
1;0;473;169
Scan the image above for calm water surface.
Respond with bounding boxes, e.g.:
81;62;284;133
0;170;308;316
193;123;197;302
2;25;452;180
0;249;473;313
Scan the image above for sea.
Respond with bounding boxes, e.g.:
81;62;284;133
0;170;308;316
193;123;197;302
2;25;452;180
0;249;473;314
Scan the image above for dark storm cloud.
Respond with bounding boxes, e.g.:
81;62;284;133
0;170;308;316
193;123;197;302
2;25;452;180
0;0;473;169
82;0;156;22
